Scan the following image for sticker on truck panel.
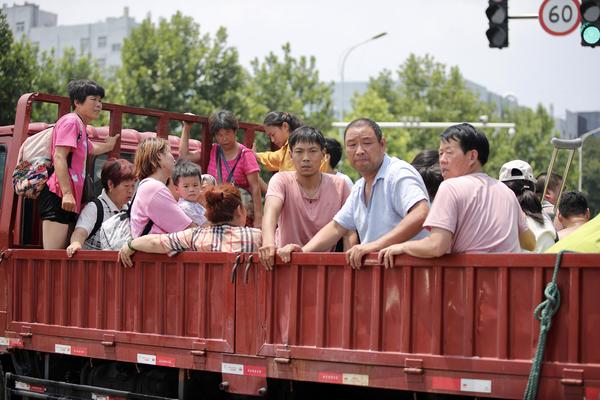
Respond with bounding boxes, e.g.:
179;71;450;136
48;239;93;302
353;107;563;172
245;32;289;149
432;376;492;394
136;353;176;367
54;344;88;356
317;372;369;386
0;337;24;348
221;362;267;378
15;381;45;393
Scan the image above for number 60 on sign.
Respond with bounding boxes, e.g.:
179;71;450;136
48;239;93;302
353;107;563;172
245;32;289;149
539;0;582;35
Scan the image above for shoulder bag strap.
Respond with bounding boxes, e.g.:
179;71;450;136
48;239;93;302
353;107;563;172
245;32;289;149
216;146;225;184
88;198;105;239
219;146;243;183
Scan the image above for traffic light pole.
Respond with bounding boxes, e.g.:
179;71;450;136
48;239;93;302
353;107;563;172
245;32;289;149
508;14;538;19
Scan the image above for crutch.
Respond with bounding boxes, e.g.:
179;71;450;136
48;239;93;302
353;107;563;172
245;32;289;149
541;137;582;218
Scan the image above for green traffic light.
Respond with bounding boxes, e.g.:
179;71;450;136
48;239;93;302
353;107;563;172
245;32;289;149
582;24;600;44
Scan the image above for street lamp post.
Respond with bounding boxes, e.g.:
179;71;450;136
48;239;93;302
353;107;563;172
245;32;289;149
339;32;387;122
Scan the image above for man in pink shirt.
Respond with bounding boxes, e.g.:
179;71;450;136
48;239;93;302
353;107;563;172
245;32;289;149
259;126;354;269
379;123;535;265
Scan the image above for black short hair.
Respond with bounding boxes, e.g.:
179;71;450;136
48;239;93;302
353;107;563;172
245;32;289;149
535;172;563;195
558;191;588;218
67;79;105;108
344;118;383;142
263;111;304;131
440;123;489;166
411;150;442;201
172;159;202;186
324;137;343;169
288;126;326;151
209;110;238;137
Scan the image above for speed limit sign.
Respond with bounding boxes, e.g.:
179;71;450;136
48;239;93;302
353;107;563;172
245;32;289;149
539;0;581;35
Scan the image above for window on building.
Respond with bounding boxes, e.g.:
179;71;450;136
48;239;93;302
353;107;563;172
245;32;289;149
97;58;106;68
98;36;107;48
111;43;121;52
80;38;90;54
16;22;25;33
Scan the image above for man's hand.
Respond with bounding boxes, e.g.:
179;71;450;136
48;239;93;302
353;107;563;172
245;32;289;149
259;243;277;270
61;193;76;212
277;244;302;263
378;243;405;269
345;242;378;269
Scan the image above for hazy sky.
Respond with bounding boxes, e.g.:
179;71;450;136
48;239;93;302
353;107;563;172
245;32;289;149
27;0;600;118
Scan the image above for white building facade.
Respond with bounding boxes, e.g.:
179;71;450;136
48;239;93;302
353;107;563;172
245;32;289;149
2;2;136;69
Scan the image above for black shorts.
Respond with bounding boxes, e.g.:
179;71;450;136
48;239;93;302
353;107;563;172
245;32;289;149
39;184;78;225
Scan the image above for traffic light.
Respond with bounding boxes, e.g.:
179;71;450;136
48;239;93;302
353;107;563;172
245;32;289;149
580;0;600;47
486;0;509;48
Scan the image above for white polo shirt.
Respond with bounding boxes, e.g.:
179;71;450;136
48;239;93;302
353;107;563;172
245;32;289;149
75;189;122;249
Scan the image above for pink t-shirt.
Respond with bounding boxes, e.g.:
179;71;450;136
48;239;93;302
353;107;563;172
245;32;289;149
130;178;192;237
266;172;351;248
207;143;259;191
424;172;529;253
47;113;90;213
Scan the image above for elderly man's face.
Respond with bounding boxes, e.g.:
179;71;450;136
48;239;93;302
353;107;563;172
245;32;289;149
438;138;478;179
345;124;386;177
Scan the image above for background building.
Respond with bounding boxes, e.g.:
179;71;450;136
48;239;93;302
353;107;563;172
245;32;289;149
2;2;136;69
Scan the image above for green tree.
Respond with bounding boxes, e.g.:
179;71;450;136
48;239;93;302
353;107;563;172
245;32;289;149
348;53;561;178
31;48;104;123
582;135;600;216
484;104;558;178
115;12;246;131
247;43;334;131
0;11;39;125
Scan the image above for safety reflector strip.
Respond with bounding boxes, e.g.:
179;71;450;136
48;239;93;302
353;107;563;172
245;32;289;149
15;381;45;393
54;344;88;356
136;353;176;367
221;362;267;377
92;394;126;400
432;377;491;394
317;372;369;386
0;337;24;348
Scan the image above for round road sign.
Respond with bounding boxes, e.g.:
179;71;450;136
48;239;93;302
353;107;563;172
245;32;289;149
539;0;581;36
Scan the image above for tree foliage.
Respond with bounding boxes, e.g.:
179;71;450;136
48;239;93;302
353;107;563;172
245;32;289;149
349;53;561;184
115;12;246;131
247;43;334;131
31;48;104;123
0;11;38;125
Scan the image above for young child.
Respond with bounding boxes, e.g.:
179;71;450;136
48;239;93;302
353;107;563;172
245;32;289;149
172;159;208;226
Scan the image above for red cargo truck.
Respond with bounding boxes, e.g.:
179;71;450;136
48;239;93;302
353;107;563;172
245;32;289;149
0;92;598;400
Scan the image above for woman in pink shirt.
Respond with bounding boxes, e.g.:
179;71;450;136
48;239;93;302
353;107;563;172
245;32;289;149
129;137;196;238
180;110;262;228
39;79;118;249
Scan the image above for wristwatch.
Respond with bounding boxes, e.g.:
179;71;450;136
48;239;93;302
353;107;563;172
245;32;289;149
127;239;136;252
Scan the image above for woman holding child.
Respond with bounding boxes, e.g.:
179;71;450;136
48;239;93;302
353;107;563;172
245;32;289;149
129;137;196;237
118;184;262;267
